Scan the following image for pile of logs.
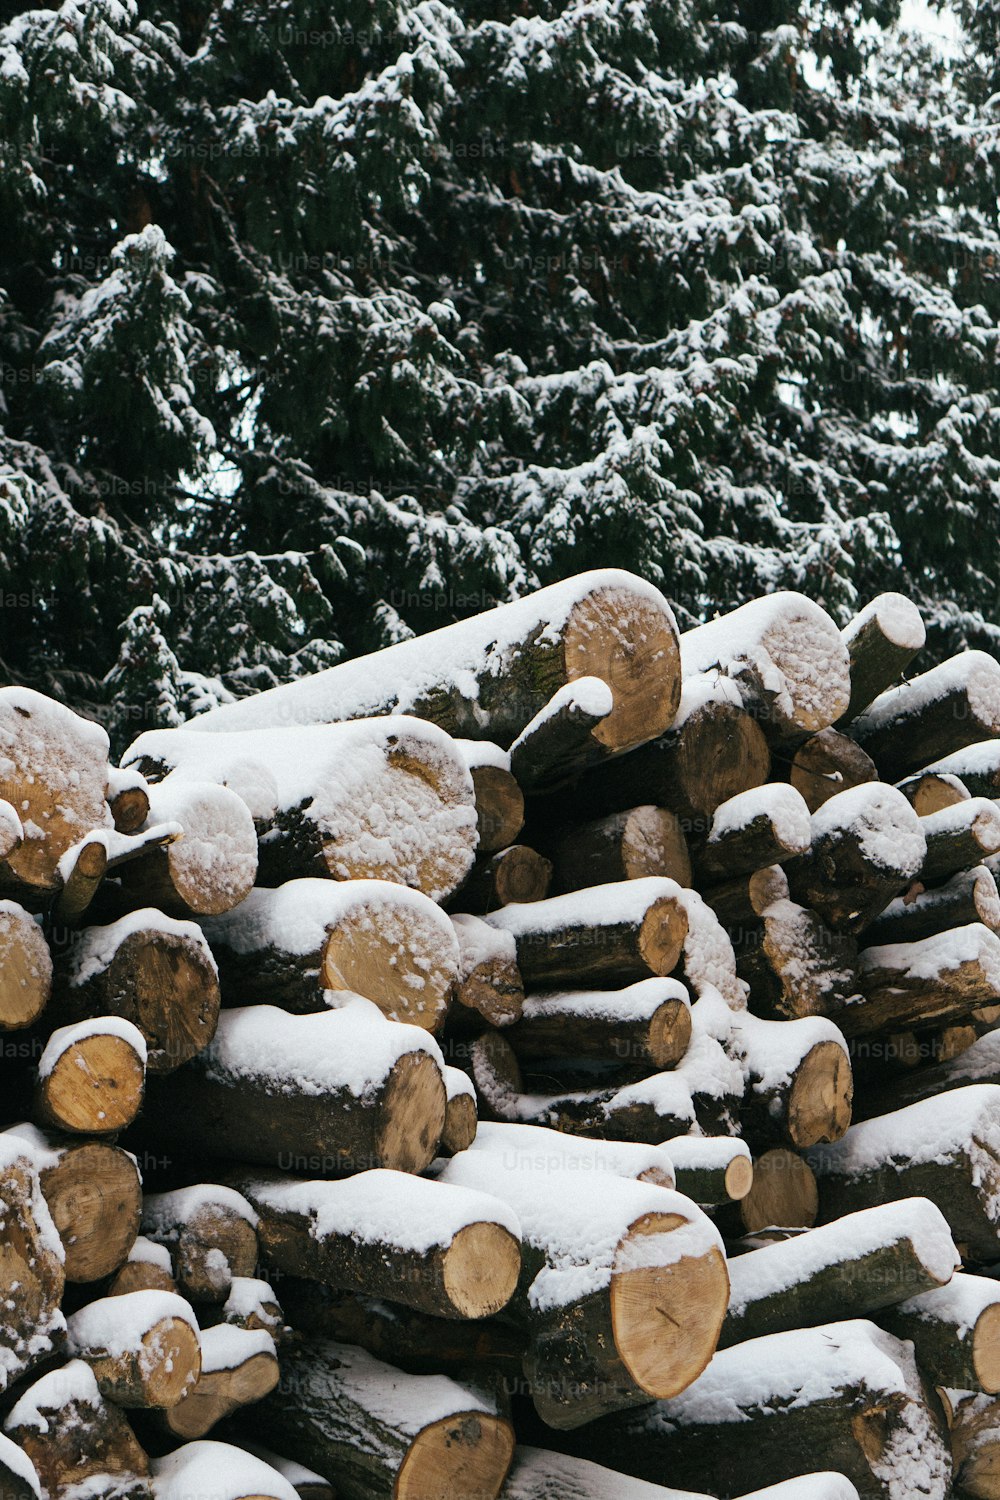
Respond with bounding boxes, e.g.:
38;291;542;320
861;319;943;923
6;571;1000;1498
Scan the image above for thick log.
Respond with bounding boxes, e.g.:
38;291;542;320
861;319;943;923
254;1337;515;1500
853;1028;1000;1118
786;729;878;814
116;778;258;917
945;1390;1000;1500
897;770;970;816
562;1321;951;1500
808;1085;1000;1260
158;1325;280;1440
126;719;477;902
484;879;689;989
730;1008;853;1149
107;766;151;835
457;846;553;914
784;784;926;934
545;807;691;894
836;593;926;725
2;1124;143;1283
4;1360;150;1497
733;878;860;1025
849;651;1000;781
500;1447;860;1500
509;678;615;793
145;1002;447;1176
691;786;810;884
920;798;1000;882
881;1273;1000;1394
864;866;1000;947
203;878;459;1032
55;909;220;1073
921;740;1000;799
456;741;524;853
0;901;51;1031
142;1186;259;1305
151;1442;300;1500
0;688;112;895
180;569;682;754
504;978;692;1072
681;593;851;738
847;923;1000;1037
721;1147;819;1234
720;1198;958;1347
442;1067;478;1154
110;1238;178;1298
450;915;524;1028
0;1136;66;1389
665;1137;753;1206
35;1017;146;1135
439;1149;729;1428
67;1290;202;1408
230;1167;521;1320
199;1276;285;1343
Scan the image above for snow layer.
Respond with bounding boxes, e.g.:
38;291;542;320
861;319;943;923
6;1359;102;1432
843;594;925;652
502;1446;714;1499
921;797;1000;852
67;1290;198;1358
199;1323;276;1373
855;651;1000;736
127;734;281;824
485;876;684;937
126;1236;173;1272
152;1441;299;1500
895;1270;1000;1338
519;977;689;1024
242;1167;520;1251
444;1065;475;1103
664;1135;752;1177
911;1028;1000;1088
731;1007;849;1102
922;740;1000;779
37;1015;147;1080
672;670;745;728
68;906;216;987
199;999;444;1097
455;738;511;772
55;822;183;886
232;1444;328;1491
181;569;674;733
808;1084;1000;1182
810;784;925;876
509;676;614;753
858;923;1000;988
467;1120;677;1186
740;1480;861;1500
142;1184;259;1234
451;912;518;975
708;785;811;855
675;889;747;1007
0;801;23;849
727;1199;957;1317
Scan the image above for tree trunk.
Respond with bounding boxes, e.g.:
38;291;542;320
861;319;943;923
847;924;1000;1038
509;678;615;793
450;915;524;1028
67;1289;202;1408
836;593;926;726
733;889;860;1025
920;741;1000;800
156;1325;279;1440
864;866;1000;947
544;807;691;894
946;1390;1000;1500
456;846;553;914
920;798;1000;883
109;1237;178;1298
880;1273;1000;1394
717;1148;819;1235
0;1137;66;1391
852;1028;1000;1119
504;978;692;1072
665;1137;753;1206
691;785;811;883
141;1185;260;1305
732;1010;853;1149
848;651;1000;781
441;1068;478;1154
107;767;151;835
34;1017;146;1135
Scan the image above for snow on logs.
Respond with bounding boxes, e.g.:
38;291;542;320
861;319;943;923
151;1442;300;1500
202;878;459;1031
4;1360;150;1497
848;650;1000;780
501;1449;861;1500
880;1272;1000;1394
66;1289;202;1409
179;569;683;757
146;1002;448;1175
126;716;478;901
836;593;927;726
502;978;692;1073
34;1017;147;1136
119;777;258;917
449;914;525;1027
141;1186;259;1305
849;923;1000;1036
157;1324;280;1440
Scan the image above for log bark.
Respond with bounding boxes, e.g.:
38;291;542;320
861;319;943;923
561;1321;950;1500
784;784;926;934
920;740;1000;800
733;888;860;1025
229;1167;521;1321
846;923;1000;1038
691;786;811;883
864;866;1000;947
175;568;682;755
455;742;524;853
920;798;1000;883
808;1084;1000;1261
785;728;879;813
0;688;112;895
880;1273;1000;1395
34;1017;146;1135
142;1185;259;1305
0;901;51;1031
504;978;692;1073
484;879;689;989
719;1198;958;1347
55;910;220;1073
849;651;1000;781
144;1003;447;1176
509;678;616;793
67;1289;202;1408
157;1325;280;1440
203;878;459;1032
4;1360;150;1497
450;915;524;1028
680;593;851;738
545;807;691;894
836;593;926;726
897;770;970;816
117;779;258;917
252;1337;515;1500
457;846;553;914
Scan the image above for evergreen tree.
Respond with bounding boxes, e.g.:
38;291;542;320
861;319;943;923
0;0;997;745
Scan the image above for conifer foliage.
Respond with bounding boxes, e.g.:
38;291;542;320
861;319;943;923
0;0;997;743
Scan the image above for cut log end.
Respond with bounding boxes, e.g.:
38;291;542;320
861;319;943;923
0;905;52;1031
37;1032;145;1135
648;996;694;1070
725;1154;755;1201
610;1211;729;1397
441;1221;522;1319
441;1090;478;1155
118;930;221;1073
738;1148;819;1232
789;729;878;813
43;1143;142;1283
638;896;690;977
471;765;525;854
565;588;681;751
376;1051;447;1174
395;1411;515;1500
786;1041;854;1148
320;909;454;1035
165;1347;280;1439
621;806;692;884
977;1305;1000;1395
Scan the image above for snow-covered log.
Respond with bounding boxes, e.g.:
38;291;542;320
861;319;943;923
438;1148;729;1428
855;1028;1000;1118
254;1338;515;1500
719;1198;957;1347
880;1272;1000;1394
0;1436;39;1500
897;769;970;815
5;1360;149;1497
141;1185;259;1305
54;908;220;1072
203;879;459;1032
784;784;926;934
680;593;851;739
941;1389;1000;1498
808;1085;1000;1260
508;677;616;792
67;1289;202;1409
503;978;692;1072
159;1324;279;1440
230;1168;521;1321
35;1016;146;1135
146;1003;448;1176
110;1238;178;1299
732;873;860;1025
484;879;689;988
836;593;926;726
441;1067;478;1154
729;1007;853;1150
151;1442;300;1500
457;845;553;914
449;915;524;1028
786;729;878;814
455;740;524;853
545;806;691;894
920;798;1000;882
718;1147;819;1236
0;1136;65;1391
849;651;1000;781
864;865;1000;947
198;1276;284;1343
107;765;152;835
920;739;1000;800
691;786;810;884
501;1448;860;1500
664;1137;753;1206
848;923;1000;1037
126;717;477;902
116;778;258;917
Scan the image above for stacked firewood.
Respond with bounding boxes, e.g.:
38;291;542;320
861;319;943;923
4;573;1000;1499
